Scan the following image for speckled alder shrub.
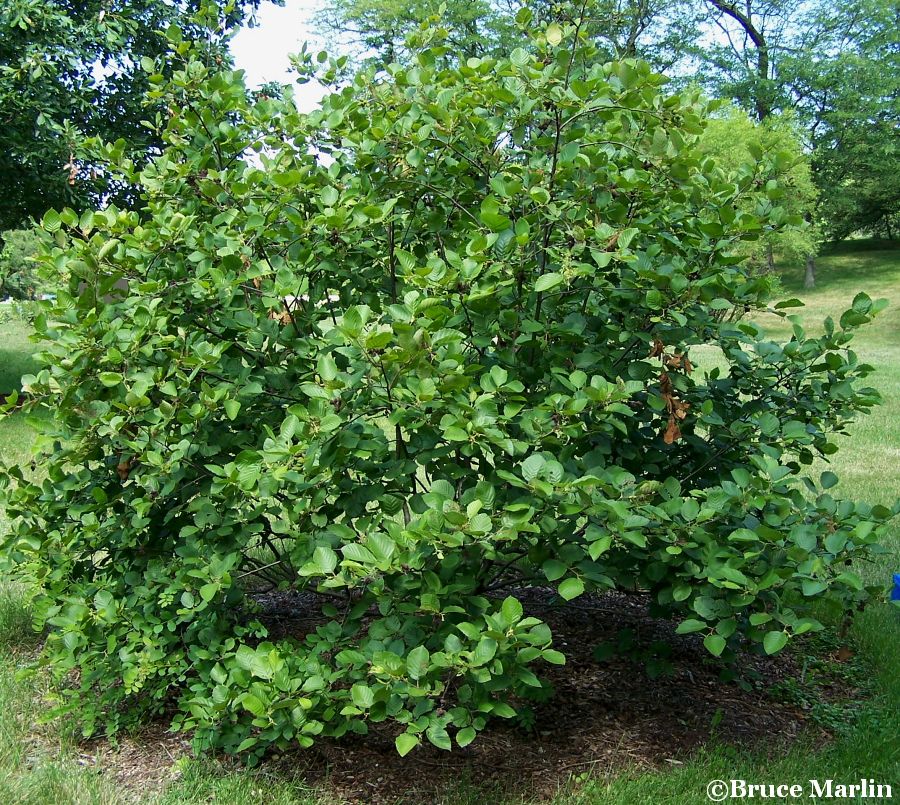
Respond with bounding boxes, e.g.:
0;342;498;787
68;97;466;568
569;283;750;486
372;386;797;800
1;5;896;760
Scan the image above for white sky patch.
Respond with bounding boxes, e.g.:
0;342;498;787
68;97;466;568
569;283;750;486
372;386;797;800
231;0;328;112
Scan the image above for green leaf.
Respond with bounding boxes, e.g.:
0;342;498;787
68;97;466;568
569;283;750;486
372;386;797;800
703;634;727;657
299;383;330;400
558;577;584;601
501;596;523;625
763;630;789;655
444;425;468;442
395;733;420;756
801;578;827;596
366;532;395;563
675;619;707;634
835;571;863;591
479;197;511;231
199;583;218;603
341;543;376;564
521;454;545;481
98;238;119;261
542;649;566;665
534;273;563;293
314;545;338;575
782;420;809;440
241;693;266;717
456;727;476;747
430;480;455;499
406;645;430;681
317;354;339;381
426;724;452;750
681;499;700;521
588;535;612;560
545;22;563;46
824;532;846;554
99;372;123;387
350;683;374;709
491;702;516;718
341;306;363;334
224;400;241;420
542;559;567;582
473;637;497;666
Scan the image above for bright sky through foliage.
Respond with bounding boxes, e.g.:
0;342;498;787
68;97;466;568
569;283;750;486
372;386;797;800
231;0;327;110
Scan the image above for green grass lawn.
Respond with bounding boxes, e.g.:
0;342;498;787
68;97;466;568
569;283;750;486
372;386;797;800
0;242;898;803
0;314;39;398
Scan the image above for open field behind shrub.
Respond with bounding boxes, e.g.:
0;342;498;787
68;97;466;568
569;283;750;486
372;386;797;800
0;241;897;803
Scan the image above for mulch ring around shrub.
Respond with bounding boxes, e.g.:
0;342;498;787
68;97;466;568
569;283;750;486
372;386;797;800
90;589;858;803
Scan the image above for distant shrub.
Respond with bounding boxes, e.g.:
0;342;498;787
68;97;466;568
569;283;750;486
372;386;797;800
700;108;820;269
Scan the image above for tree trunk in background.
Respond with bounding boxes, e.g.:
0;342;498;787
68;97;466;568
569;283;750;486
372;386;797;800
766;242;776;273
707;0;772;121
804;255;816;289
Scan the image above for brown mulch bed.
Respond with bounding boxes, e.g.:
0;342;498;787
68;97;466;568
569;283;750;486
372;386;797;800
79;587;845;803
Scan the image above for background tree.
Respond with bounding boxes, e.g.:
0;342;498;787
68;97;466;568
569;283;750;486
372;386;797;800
700;106;818;273
313;0;513;64
0;228;41;300
315;0;898;249
314;0;701;70
692;0;898;245
0;0;272;232
782;0;899;240
695;0;790;122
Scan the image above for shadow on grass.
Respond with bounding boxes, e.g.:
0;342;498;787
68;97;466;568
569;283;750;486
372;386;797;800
0;582;34;650
778;239;900;294
0;346;37;398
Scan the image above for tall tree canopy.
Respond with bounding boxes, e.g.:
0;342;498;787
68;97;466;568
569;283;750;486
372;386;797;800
693;0;899;238
0;0;271;232
313;0;899;241
700;106;818;269
694;0;804;123
786;0;899;239
314;0;702;69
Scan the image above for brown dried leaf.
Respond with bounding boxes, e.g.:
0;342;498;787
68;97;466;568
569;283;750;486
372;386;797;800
659;371;673;395
663;416;681;444
116;457;132;481
835;646;854;663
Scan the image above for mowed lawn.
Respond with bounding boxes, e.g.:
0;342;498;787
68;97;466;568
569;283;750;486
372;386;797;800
0;242;898;804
